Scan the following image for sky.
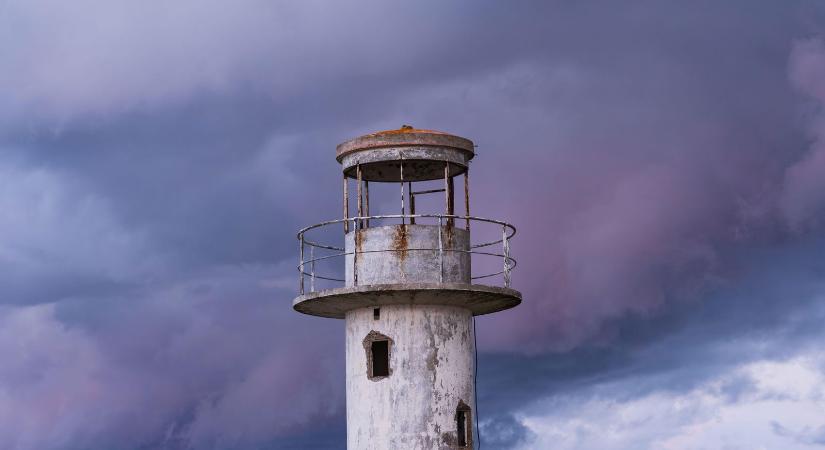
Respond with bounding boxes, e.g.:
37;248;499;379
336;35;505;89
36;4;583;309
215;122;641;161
2;0;825;449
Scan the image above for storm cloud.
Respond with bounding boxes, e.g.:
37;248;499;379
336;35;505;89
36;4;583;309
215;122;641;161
2;0;825;449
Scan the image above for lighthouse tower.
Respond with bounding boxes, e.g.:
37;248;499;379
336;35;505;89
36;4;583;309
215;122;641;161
293;127;520;449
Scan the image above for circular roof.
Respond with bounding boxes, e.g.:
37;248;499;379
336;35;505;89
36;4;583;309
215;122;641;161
336;126;475;161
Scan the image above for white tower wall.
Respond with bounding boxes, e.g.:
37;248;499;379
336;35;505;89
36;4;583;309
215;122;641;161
345;304;475;449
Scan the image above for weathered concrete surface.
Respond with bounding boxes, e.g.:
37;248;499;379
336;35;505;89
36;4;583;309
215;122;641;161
346;304;475;450
293;283;521;319
337;127;474;182
340;147;469;181
345;224;470;286
337;128;474;159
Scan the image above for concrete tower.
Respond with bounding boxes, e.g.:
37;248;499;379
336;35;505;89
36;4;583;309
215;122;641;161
293;127;520;449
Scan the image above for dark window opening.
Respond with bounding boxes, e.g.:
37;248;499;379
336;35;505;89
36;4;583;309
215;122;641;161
371;340;389;377
456;403;472;448
373;307;380;320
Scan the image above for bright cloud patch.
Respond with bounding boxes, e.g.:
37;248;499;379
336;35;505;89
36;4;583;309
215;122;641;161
517;352;825;450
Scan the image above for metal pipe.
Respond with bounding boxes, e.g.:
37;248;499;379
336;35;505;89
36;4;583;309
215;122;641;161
400;160;405;225
444;162;454;228
444;162;449;217
357;164;363;230
503;224;511;288
297;248;516;284
448;178;455;215
409;182;416;224
411;188;446;195
299;235;305;294
464;170;470;231
343;175;349;233
297;214;517;248
353;230;358;287
310;245;315;292
364;180;370;228
438;216;444;283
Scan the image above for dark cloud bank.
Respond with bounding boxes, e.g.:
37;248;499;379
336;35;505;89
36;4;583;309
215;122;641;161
2;1;825;449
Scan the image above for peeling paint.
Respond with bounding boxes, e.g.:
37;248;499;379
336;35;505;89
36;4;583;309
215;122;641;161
344;225;470;286
391;224;409;261
345;305;474;449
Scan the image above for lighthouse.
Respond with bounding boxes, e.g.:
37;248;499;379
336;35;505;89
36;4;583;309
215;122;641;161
293;127;521;449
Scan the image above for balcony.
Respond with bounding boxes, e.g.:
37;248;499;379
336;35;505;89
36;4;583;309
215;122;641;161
293;214;520;318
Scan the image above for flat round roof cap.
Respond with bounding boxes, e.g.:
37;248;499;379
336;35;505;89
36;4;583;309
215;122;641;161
336;126;475;162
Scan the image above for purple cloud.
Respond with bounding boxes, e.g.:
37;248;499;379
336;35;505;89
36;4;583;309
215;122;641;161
1;1;825;449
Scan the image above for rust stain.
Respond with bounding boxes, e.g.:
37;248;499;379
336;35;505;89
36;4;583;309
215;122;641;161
392;224;409;261
443;223;454;250
355;229;365;254
368;125;448;136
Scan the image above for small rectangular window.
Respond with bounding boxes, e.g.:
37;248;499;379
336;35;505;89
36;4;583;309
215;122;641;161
371;340;389;377
373;308;380;320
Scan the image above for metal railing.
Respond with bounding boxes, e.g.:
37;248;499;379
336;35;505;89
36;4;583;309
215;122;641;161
297;214;516;295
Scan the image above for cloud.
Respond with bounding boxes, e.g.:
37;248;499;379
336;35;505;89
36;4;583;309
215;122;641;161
0;0;537;127
0;265;343;450
782;37;825;229
2;0;825;448
0;159;341;448
0;159;164;305
515;350;825;450
479;413;536;449
415;10;817;351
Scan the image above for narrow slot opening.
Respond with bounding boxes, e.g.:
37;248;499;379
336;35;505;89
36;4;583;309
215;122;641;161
456;402;472;448
371;340;389;377
457;410;467;447
373;307;380;320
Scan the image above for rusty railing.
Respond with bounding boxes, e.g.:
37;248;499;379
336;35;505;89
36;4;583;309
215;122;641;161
296;214;516;295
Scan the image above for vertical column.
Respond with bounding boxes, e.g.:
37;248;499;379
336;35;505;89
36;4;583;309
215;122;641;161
299;234;304;294
409;182;416;225
444;162;454;228
400;160;405;225
357;164;363;230
364;180;370;228
464;170;470;231
343;174;349;233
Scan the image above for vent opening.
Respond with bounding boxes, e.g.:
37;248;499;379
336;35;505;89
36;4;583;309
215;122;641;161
373;307;380;320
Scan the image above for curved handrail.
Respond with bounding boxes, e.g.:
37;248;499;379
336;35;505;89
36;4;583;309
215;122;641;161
297;214;516;250
296;214;516;294
298;248;517;280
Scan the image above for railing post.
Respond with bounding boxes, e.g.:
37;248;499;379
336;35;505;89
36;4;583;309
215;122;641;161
464;170;470;231
438;216;444;283
310;245;315;292
353;219;358;286
502;225;511;288
409;182;415;225
364;180;370;228
343;175;349;233
299;234;305;295
357;164;363;230
400;159;405;225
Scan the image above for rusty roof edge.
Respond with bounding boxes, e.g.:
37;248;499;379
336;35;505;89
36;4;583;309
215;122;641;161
335;131;475;161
